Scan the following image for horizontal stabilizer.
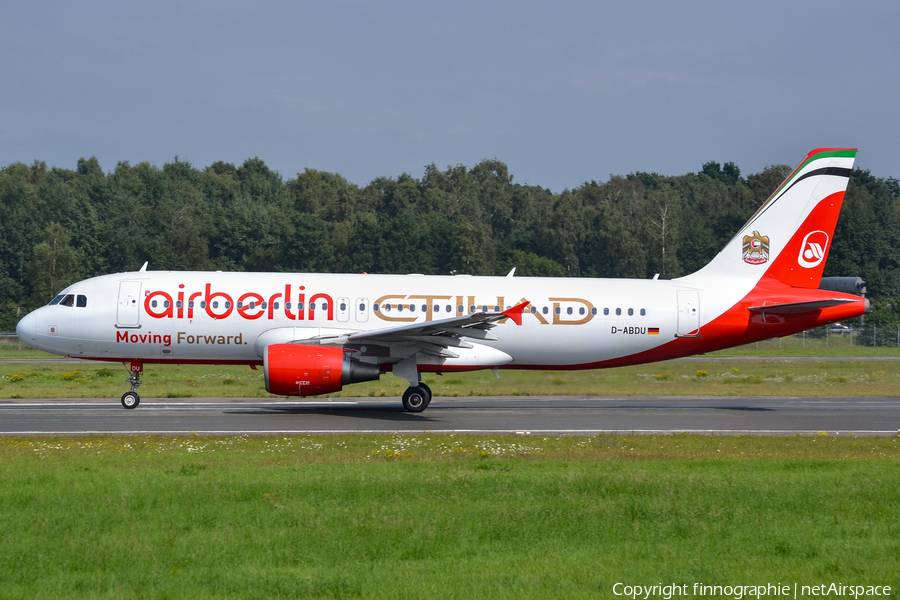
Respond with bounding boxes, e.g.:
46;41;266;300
748;298;855;315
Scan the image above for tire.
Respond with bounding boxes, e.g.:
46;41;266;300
402;386;428;412
121;391;140;409
418;382;433;408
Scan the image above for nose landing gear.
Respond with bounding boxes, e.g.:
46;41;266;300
121;362;143;409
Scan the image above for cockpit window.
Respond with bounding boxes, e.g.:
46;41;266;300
48;294;65;306
76;295;87;308
59;295;75;307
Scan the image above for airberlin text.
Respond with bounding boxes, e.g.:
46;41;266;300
141;283;596;326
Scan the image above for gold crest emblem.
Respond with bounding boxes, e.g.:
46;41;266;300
742;231;770;265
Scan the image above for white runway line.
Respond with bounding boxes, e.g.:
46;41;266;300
1;429;897;436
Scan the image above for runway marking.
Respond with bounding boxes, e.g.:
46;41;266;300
1;429;897;436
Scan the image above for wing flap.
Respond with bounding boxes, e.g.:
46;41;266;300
289;301;531;358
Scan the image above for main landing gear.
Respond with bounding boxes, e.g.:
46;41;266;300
402;382;432;413
121;362;143;409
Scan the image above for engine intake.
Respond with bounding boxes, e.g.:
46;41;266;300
264;344;381;396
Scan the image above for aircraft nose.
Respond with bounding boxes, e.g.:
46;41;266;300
16;310;36;343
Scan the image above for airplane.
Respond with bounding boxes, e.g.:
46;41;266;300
16;148;868;411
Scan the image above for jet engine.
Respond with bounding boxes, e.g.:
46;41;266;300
264;344;381;396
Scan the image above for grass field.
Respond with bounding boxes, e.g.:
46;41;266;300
3;359;900;400
1;434;898;599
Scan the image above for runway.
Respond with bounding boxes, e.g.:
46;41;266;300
1;395;899;436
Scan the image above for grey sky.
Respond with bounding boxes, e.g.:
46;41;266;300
2;1;897;191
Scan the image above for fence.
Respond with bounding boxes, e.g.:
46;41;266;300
732;325;900;350
0;333;26;351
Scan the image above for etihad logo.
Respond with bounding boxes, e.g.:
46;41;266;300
798;230;828;268
742;231;770;265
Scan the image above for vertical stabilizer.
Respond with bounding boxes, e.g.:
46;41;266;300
686;148;856;288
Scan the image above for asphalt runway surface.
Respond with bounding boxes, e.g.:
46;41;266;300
1;395;899;436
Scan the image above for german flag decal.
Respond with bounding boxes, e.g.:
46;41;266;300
648;328;660;335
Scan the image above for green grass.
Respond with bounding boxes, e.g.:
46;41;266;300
0;434;898;599
710;333;900;357
4;360;900;399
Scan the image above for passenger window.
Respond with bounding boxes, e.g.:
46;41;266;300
200;301;207;308
385;304;391;312
494;305;500;312
591;308;597;315
555;307;561;315
273;302;280;309
359;303;365;311
408;305;413;312
482;305;488;312
457;305;463;313
566;307;573;315
237;302;243;309
321;302;328;311
422;304;427;312
249;302;255;309
49;294;65;306
434;305;440;313
164;300;170;308
373;304;380;311
212;301;218;309
340;302;347;311
76;295;87;308
530;306;536;314
188;301;194;308
285;302;292;309
542;307;548;314
469;305;476;313
297;302;304;310
224;302;231;309
310;302;316;310
445;305;451;313
151;300;158;308
579;307;585;315
628;308;633;316
640;308;646;316
261;302;267;309
616;308;621;316
176;301;182;308
603;308;609;315
397;304;403;312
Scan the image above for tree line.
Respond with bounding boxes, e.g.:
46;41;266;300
1;155;899;329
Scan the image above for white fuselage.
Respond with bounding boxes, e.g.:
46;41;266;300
19;270;733;369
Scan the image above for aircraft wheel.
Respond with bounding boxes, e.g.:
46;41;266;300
402;386;429;413
121;391;140;409
419;382;432;407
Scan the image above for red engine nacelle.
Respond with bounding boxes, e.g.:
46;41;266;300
264;344;381;397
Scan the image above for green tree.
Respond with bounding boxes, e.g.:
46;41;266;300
28;223;81;304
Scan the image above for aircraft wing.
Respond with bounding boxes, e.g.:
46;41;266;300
295;301;530;358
